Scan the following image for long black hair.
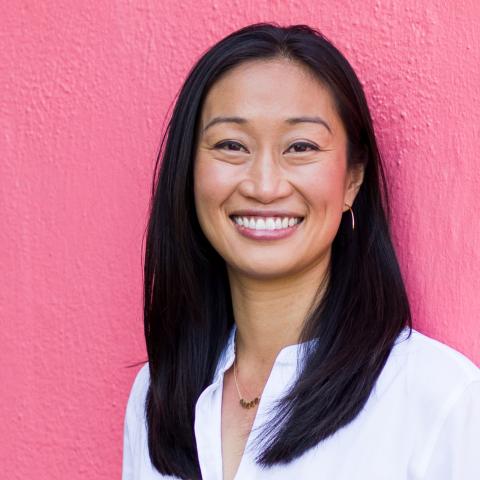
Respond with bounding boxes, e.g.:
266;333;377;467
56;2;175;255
143;22;411;479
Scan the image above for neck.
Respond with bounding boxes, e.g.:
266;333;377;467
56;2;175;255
227;252;329;371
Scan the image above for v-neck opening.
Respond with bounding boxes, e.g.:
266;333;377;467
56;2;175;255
219;325;307;480
198;323;315;480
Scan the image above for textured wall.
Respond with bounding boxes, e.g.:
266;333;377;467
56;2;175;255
1;1;479;478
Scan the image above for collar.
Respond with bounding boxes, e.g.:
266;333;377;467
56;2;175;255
213;324;319;383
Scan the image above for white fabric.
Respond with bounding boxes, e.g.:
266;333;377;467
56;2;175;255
122;327;480;479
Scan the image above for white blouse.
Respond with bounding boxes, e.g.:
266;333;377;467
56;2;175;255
122;326;480;479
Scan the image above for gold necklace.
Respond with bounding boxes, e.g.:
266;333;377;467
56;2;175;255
233;333;261;409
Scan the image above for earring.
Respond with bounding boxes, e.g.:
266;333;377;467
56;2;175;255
345;203;355;231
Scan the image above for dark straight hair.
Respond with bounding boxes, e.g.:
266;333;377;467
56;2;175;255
143;22;411;479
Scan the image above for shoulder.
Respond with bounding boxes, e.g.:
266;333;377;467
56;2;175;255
378;327;480;432
125;362;150;423
368;328;480;477
398;328;480;391
375;327;480;409
391;330;480;478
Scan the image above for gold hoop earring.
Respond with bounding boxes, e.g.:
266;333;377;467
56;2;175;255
345;203;355;231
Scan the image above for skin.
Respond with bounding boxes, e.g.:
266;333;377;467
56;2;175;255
193;57;364;480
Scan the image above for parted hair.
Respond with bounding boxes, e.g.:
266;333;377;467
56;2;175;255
142;22;412;479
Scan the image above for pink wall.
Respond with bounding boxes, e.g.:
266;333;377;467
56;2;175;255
1;1;479;478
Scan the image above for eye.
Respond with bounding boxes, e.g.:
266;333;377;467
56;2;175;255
214;140;248;153
286;142;320;153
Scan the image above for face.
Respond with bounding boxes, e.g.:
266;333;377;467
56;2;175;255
193;58;363;280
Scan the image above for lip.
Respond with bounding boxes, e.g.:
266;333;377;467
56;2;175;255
229;209;305;218
229;216;304;241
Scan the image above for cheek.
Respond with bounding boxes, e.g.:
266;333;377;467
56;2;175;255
193;158;233;224
300;160;348;213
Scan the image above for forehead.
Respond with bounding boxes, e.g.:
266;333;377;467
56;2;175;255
200;58;339;127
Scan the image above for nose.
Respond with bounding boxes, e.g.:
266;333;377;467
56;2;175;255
237;148;292;203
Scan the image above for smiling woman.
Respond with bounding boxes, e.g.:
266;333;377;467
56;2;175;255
122;23;480;480
194;58;362;279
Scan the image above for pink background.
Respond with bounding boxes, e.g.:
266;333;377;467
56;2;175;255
1;1;479;478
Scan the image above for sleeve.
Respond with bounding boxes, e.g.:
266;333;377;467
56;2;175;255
122;363;149;480
122;398;135;480
422;380;480;479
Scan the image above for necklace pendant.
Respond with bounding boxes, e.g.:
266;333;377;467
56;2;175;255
239;397;260;409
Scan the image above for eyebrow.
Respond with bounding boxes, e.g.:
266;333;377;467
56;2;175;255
285;116;332;133
202;115;332;134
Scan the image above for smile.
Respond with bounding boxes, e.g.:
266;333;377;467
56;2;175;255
229;215;304;240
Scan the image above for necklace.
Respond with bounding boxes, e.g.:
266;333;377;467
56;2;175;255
233;332;261;409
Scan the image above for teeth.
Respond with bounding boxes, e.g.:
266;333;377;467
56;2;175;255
256;218;266;230
231;216;303;230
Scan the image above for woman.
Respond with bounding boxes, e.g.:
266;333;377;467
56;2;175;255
122;23;480;479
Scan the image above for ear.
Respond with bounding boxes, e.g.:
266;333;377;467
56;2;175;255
343;163;365;210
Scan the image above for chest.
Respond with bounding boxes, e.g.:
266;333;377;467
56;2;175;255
192;354;422;480
220;368;260;480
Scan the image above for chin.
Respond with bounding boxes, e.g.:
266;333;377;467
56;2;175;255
227;258;302;279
